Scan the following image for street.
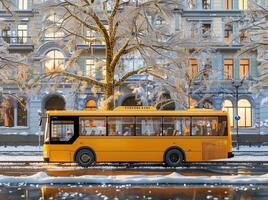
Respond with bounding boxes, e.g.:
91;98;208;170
0;162;267;199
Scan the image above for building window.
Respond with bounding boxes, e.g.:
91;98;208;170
224;59;233;80
85;59;106;80
202;23;211;39
224;24;233;43
202;0;210;9
44;14;64;40
2;27;11;43
239;0;248;10
222;99;234;127
44;50;65;73
85;59;96;77
18;0;28;10
85;100;97;110
240;59;249;79
238;99;252;127
17;25;28;44
17;98;27;126
189;59;198;79
0;99;14;127
224;0;233;9
188;0;196;9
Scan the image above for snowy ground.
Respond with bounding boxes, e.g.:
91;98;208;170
0;171;267;185
0;146;42;152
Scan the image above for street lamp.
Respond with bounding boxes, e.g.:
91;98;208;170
231;79;244;150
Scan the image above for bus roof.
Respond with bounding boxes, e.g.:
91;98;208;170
46;108;228;117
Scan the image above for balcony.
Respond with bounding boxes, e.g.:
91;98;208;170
1;36;34;51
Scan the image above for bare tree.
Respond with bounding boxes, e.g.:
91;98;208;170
36;0;192;110
237;0;267;90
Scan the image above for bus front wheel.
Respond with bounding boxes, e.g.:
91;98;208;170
165;149;184;167
75;149;95;168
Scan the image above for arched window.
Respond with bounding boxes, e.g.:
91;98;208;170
121;96;139;106
0;99;14;127
44;50;65;73
44;13;64;40
222;99;234;127
238;99;252;127
17;98;27;126
85;100;97;110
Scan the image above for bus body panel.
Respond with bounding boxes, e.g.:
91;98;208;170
44;137;229;162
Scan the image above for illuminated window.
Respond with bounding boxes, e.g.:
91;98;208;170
0;99;14;127
44;50;65;73
85;100;97;110
239;0;248;9
17;25;28;44
189;59;198;79
238;99;252;127
85;59;96;77
222;99;234;127
224;24;233;43
240;59;249;79
224;0;233;9
17;98;27;126
224;59;233;80
45;14;64;40
18;0;27;10
189;98;197;108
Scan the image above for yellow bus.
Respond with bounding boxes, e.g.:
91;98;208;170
43;106;233;167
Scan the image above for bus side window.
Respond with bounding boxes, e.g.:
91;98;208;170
163;117;190;136
51;120;74;142
136;117;161;136
219;116;228;136
108;117;135;136
80;117;106;136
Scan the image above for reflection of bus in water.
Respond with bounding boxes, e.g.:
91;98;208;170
41;186;234;199
43;106;233;167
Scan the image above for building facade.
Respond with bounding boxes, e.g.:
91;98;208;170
0;0;267;136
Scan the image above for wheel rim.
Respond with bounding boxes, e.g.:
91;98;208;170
170;153;179;163
81;153;91;163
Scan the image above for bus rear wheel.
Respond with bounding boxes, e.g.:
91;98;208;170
75;149;95;168
165;149;184;167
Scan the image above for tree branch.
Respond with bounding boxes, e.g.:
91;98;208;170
115;66;152;87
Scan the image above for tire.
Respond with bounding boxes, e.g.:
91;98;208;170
75;149;95;168
165;149;184;167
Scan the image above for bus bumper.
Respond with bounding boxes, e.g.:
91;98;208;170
228;152;234;158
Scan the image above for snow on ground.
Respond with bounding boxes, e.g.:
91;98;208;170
0;172;268;184
232;145;268;151
218;155;268;162
0;156;43;162
0;146;42;152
